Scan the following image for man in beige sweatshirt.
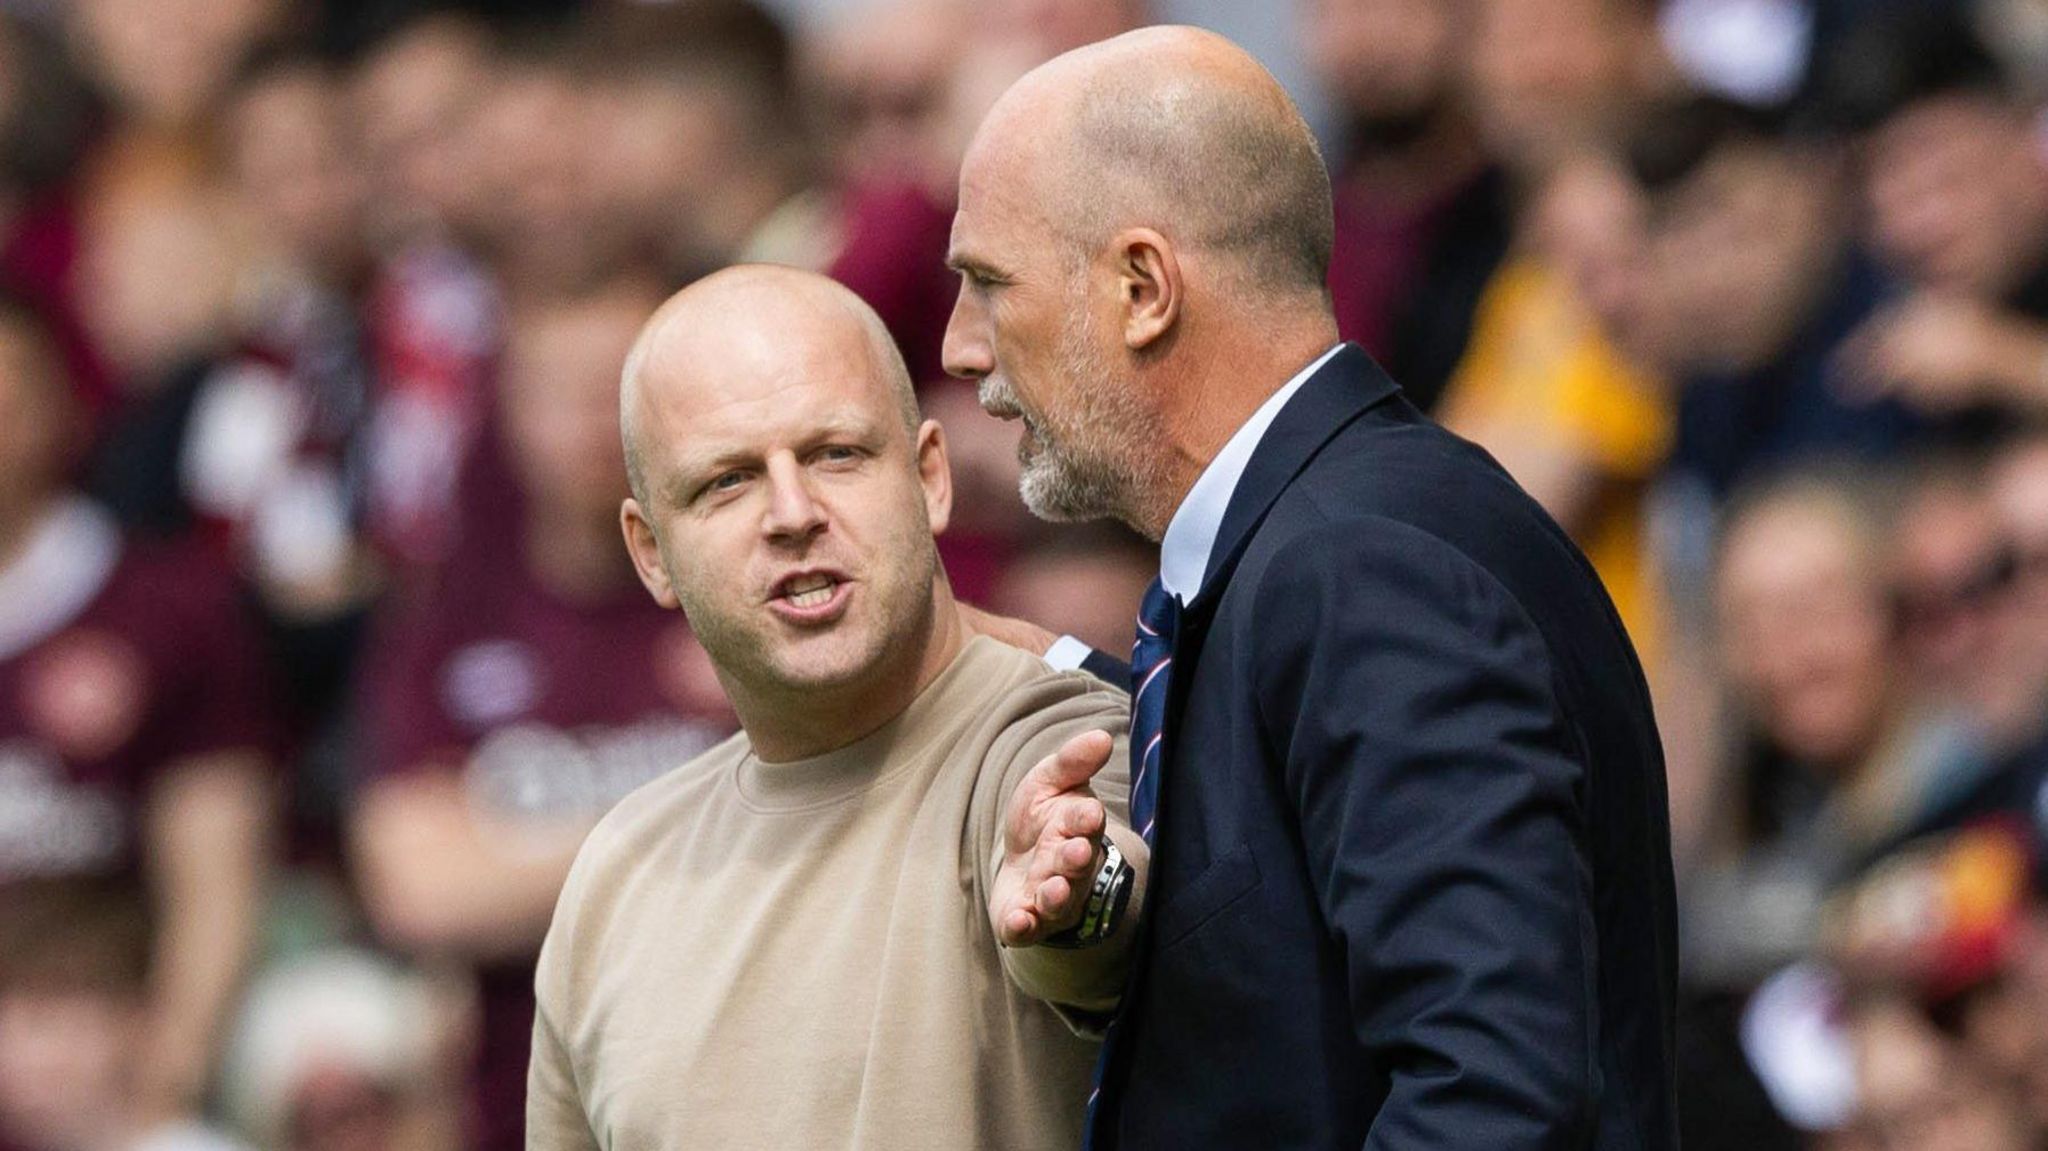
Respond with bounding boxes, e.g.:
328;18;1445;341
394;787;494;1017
526;265;1143;1151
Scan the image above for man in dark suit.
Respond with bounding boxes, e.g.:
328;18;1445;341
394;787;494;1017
945;26;1679;1150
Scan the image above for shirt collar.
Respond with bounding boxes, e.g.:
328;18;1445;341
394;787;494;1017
1158;344;1344;601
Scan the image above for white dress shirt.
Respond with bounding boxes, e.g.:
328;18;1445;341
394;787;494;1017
1157;343;1343;602
1044;343;1345;671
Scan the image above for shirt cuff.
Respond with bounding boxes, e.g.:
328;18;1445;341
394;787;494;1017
1043;635;1092;672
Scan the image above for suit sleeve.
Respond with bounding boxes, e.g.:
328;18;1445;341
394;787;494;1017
1079;647;1132;688
1253;518;1598;1151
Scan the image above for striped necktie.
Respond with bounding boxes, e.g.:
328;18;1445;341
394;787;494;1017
1128;577;1178;844
1083;577;1181;1145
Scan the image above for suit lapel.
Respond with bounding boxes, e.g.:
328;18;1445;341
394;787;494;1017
1161;344;1402;791
1190;344;1402;616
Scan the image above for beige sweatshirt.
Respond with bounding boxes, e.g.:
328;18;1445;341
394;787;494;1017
527;637;1134;1151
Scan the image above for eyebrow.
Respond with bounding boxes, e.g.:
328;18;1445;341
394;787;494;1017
944;249;1002;278
662;412;886;504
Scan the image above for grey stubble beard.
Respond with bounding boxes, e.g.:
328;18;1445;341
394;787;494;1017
1000;310;1162;530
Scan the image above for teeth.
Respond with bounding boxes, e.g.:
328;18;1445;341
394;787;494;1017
787;583;835;608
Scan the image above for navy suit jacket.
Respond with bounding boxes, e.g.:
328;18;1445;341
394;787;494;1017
1089;346;1678;1150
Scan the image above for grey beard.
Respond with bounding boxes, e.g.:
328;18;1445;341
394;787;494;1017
1017;436;1128;523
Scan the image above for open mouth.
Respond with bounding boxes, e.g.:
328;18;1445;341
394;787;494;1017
768;570;852;621
782;574;838;608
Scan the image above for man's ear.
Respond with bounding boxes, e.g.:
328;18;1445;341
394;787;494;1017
1115;227;1182;351
621;498;681;609
915;418;953;537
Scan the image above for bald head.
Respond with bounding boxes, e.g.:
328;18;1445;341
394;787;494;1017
969;26;1334;295
621;265;918;502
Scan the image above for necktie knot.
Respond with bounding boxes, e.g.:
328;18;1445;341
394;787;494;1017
1138;578;1178;642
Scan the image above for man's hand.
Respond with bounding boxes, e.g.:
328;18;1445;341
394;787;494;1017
1837;294;2048;413
991;729;1116;946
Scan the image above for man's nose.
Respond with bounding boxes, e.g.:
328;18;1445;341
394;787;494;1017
942;288;992;383
761;454;826;542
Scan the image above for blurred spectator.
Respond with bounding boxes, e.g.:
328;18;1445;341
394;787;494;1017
1688;467;1965;988
1301;0;1511;411
580;2;824;283
211;44;387;857
1835;6;2048;308
63;0;282;134
1877;447;2048;869
0;300;277;1135
349;280;735;1151
211;47;377;621
802;0;966;194
1439;0;1673;658
1882;431;2048;854
0;14;111;430
1891;454;2008;708
801;0;974;384
1987;431;2048;737
0;881;253;1151
469;26;650;308
1825;993;2032;1151
1977;0;2048;100
351;13;493;254
72;139;243;405
1465;0;1670;176
1608;97;1919;515
1824;6;2048;422
74;140;250;538
72;87;381;811
982;0;1152;59
1433;0;1720;823
1441;156;1672;660
351;14;502;570
221;949;467;1151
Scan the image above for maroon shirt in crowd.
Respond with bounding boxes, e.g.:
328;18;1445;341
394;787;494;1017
829;178;958;388
1326;178;1452;361
0;498;274;890
360;549;735;1151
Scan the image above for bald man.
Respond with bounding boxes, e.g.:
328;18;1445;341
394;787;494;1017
526;266;1146;1151
945;28;1678;1151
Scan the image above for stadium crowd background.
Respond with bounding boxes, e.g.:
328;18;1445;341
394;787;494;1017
2;0;2048;1147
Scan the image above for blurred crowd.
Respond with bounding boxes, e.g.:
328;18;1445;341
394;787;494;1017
1;0;2047;1147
